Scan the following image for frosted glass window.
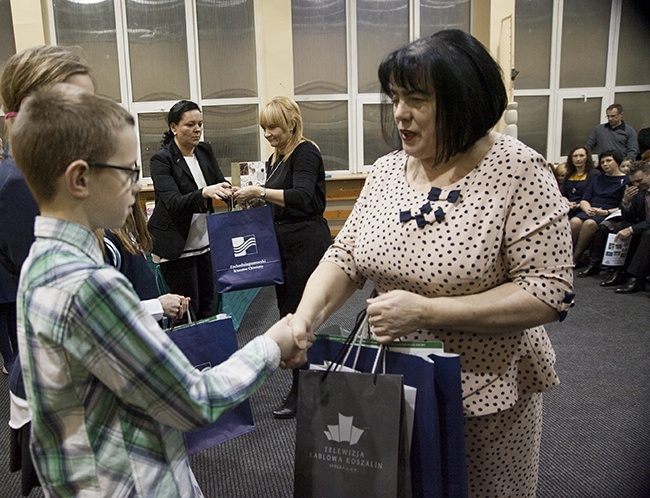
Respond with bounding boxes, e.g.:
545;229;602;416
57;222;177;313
357;0;409;93
514;0;552;90
125;0;190;102
614;92;650;146
138;112;168;179
202;105;260;171
559;0;611;89
515;96;549;157
616;2;650;87
52;0;121;101
292;0;347;95
197;0;257;99
363;104;397;166
299;101;349;171
0;0;15;71
420;0;471;37
561;97;602;157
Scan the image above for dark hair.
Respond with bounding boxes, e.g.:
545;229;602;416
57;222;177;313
637;127;650;156
161;100;201;145
565;146;595;180
599;149;623;166
628;159;650;176
606;103;623;114
378;29;508;164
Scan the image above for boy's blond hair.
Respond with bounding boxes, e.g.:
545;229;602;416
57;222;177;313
10;83;134;204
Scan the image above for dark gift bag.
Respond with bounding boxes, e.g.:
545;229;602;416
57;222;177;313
166;315;255;455
308;332;468;498
207;205;283;293
294;368;408;498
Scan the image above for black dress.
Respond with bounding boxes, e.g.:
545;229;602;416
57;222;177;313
265;141;331;317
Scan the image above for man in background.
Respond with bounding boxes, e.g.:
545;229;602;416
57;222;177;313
586;103;637;159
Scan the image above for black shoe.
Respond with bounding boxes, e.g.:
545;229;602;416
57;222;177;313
600;270;627;287
272;389;298;419
615;278;645;294
578;264;600;277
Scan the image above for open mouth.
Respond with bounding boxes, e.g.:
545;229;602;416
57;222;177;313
401;130;416;142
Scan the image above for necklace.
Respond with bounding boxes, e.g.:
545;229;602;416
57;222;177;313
265;155;285;185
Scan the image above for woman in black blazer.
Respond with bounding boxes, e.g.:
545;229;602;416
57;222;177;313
148;100;232;318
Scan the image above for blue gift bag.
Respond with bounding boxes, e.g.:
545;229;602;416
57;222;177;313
308;333;468;498
167;315;255;454
207;205;284;293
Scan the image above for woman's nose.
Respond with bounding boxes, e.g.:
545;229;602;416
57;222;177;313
393;100;410;120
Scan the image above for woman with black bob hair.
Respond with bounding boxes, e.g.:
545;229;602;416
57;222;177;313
286;30;574;497
379;29;508;163
148;100;232;319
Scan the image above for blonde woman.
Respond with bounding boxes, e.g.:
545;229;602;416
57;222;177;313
234;97;331;418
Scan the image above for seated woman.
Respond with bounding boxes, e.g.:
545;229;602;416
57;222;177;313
570;150;628;264
560;145;599;217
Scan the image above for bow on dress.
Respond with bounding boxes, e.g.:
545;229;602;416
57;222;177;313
400;187;461;228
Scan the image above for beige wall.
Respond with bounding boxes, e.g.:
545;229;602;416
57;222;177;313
9;0;47;49
253;0;294;159
472;0;516;131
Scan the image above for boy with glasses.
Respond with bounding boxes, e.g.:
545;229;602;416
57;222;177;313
10;83;308;497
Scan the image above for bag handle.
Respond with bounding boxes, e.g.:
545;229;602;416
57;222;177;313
323;289;385;381
166;304;195;332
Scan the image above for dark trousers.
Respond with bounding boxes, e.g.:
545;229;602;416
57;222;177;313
274;217;331;317
589;220;633;266
627;229;650;279
0;302;17;372
160;251;215;319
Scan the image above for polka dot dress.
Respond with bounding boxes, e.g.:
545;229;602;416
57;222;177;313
322;134;574;496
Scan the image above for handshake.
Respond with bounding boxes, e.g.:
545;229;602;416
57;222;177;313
264;314;315;369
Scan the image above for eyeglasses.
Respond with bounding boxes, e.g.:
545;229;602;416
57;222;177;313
87;161;140;183
606;113;620;119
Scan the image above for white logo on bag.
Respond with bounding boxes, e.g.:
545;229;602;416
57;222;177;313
232;235;258;257
324;414;364;445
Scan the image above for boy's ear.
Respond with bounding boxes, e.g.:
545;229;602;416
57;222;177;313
63;160;92;199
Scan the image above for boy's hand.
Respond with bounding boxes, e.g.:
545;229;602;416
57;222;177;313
264;315;307;367
158;294;190;321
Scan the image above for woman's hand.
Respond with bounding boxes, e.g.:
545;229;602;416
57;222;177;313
366;290;429;344
202;182;232;200
233;186;263;205
158;294;190;321
288;313;316;350
265;314;309;369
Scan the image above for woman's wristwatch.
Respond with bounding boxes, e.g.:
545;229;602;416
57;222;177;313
260;187;266;199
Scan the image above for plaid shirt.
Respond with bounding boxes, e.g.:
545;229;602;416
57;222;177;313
17;217;280;497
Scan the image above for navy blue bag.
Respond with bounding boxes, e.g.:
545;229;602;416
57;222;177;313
207;205;284;293
167;315;255;454
308;332;468;498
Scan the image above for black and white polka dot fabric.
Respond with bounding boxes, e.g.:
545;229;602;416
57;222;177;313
322;134;574;496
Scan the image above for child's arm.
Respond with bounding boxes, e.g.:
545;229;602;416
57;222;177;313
65;269;297;431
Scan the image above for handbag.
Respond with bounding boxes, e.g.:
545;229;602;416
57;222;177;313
307;312;468;498
294;333;409;498
166;314;255;455
207;204;284;293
